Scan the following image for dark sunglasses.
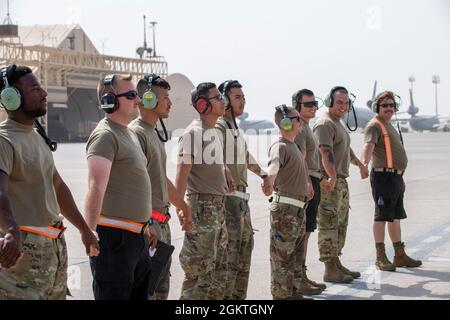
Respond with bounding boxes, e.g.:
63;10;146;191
288;116;302;123
116;90;139;100
379;103;396;109
207;94;224;101
301;101;319;108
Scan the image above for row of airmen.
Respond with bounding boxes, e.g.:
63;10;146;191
0;64;421;300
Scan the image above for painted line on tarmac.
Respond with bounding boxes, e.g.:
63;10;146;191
428;257;450;262
423;236;442;244
322;218;450;299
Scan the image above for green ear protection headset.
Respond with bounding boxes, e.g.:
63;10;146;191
0;64;22;111
141;74;160;109
276;104;294;131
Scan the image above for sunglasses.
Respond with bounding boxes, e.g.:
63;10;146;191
288;116;302;123
300;101;319;108
116;90;139;100
379;103;396;109
207;94;224;101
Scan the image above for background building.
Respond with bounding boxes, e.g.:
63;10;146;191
0;23;197;141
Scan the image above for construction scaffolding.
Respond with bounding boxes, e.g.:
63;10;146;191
0;39;168;130
0;39;168;86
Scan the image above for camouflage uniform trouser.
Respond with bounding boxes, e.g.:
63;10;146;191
270;202;306;299
0;231;68;300
224;195;254;300
152;220;171;300
317;178;350;262
179;195;228;300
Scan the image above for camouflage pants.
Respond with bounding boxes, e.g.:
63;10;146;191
179;196;228;300
152;221;171;300
224;196;254;300
317;178;350;262
270;202;306;299
0;231;68;300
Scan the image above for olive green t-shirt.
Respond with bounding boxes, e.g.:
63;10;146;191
216;116;248;187
86;118;152;222
268;137;309;199
129;118;169;211
295;120;321;178
313;112;352;179
364;117;408;171
178;119;227;196
0;119;62;227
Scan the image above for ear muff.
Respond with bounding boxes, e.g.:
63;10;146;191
142;75;159;110
294;94;302;112
100;74;118;114
221;80;233;109
220;80;243;110
0;65;22;111
191;89;211;115
324;95;332;108
276;105;293;131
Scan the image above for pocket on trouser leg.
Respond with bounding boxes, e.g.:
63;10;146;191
4;233;60;299
317;201;339;261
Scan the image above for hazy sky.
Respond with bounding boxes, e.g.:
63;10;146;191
5;0;450;120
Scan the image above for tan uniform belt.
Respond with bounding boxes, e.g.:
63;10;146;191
228;190;250;201
273;194;307;209
372;168;405;176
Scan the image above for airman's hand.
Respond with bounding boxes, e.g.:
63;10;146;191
145;225;158;250
261;176;272;196
0;229;23;269
177;203;193;233
225;167;236;193
360;164;369;180
81;229;100;257
307;182;314;201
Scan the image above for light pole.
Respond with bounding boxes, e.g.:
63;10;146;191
408;76;416;91
150;21;157;57
432;75;440;117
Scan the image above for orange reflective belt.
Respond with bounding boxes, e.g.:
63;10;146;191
98;215;145;234
20;224;66;239
374;119;394;169
151;210;171;224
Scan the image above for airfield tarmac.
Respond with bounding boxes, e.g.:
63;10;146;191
57;132;450;300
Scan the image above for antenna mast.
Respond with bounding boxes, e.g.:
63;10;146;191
150;21;157;57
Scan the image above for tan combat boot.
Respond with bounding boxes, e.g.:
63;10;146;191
296;278;323;296
323;261;353;283
375;243;396;271
393;242;422;268
302;265;327;291
335;257;361;279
